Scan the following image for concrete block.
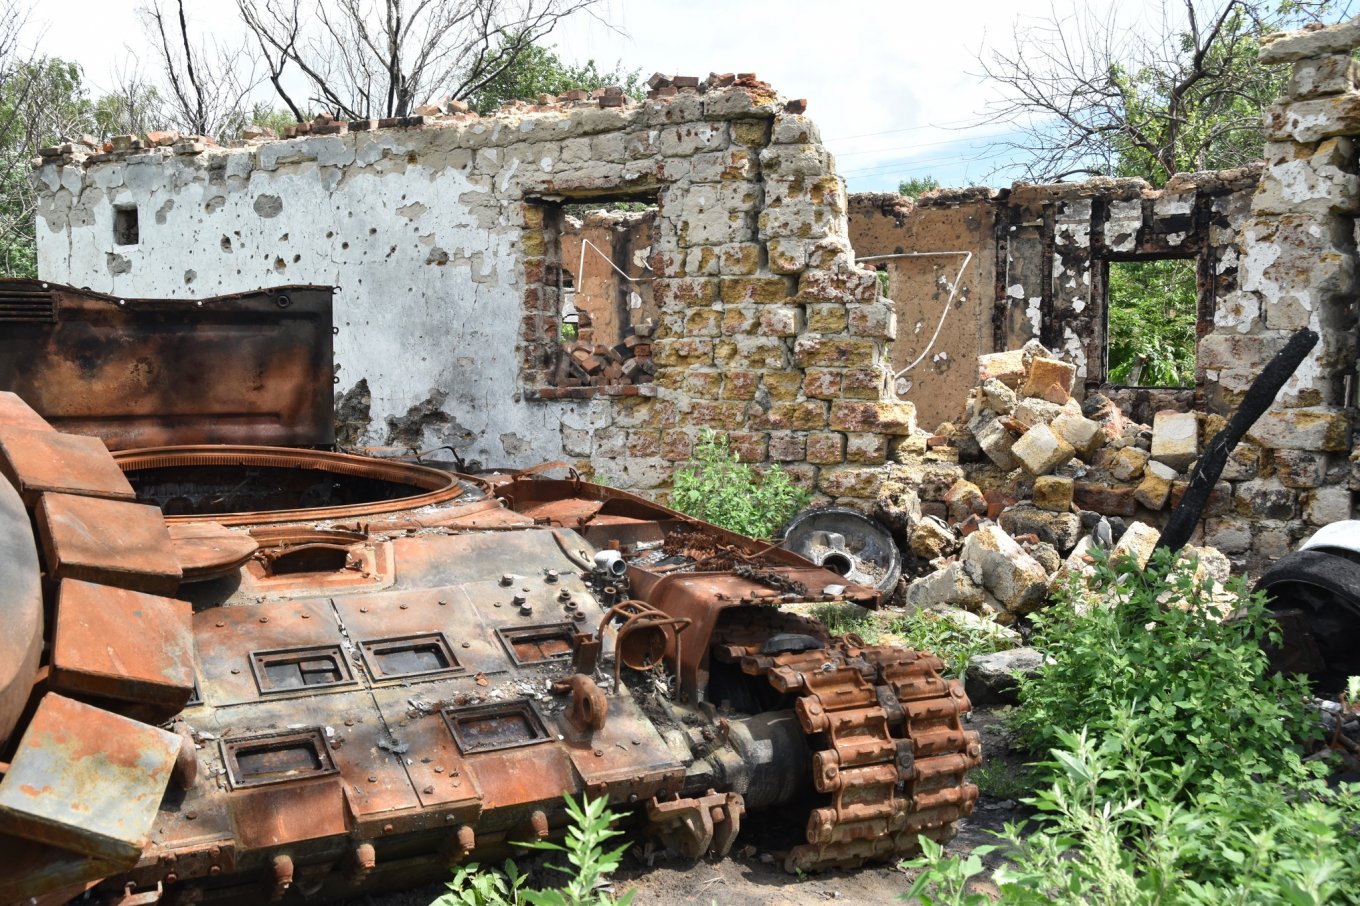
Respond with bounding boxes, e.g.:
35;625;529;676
999;503;1083;552
1134;461;1175;510
905;562;987;612
1051;412;1103;458
1112;521;1161;568
1019;356;1076;399
1033;475;1074;512
1248;406;1351;452
910;517;956;561
1011;423;1075;476
1151;410;1198;471
969;413;1018;471
978;350;1027;388
981;379;1017;415
1110;446;1150;481
960;524;1051;614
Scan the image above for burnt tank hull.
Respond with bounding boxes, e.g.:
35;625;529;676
0;404;981;904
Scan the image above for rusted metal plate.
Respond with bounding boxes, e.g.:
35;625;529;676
0;833;117;904
168;522;260;582
558;694;683;803
0;281;335;450
0;469;42;749
371;687;485;814
229;777;350;850
0;426;135;506
0;390;54;432
0;693;181;864
192;598;349;707
50;578;195;711
35;492;182;595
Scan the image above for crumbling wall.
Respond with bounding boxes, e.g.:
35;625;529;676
848;19;1360;572
847;191;997;431
31;78;912;505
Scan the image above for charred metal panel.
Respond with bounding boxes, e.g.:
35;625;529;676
0;693;180;863
0;281;334;450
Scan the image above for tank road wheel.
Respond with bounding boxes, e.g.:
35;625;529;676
739;640;981;872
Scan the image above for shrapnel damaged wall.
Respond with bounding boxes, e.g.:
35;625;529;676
32;77;914;503
29;16;1360;570
847;17;1360;571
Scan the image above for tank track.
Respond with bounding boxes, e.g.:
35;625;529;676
740;639;982;872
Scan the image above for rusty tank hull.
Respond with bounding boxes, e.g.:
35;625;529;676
0;285;981;904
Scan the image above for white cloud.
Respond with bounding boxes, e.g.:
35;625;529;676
42;0;1151;189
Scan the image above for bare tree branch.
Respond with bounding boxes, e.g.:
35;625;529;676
140;0;261;137
237;0;601;120
974;0;1356;185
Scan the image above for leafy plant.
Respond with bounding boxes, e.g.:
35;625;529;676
1012;546;1312;801
520;794;634;906
432;794;632;906
901;835;998;906
968;761;1036;802
898;175;941;197
884;610;1016;679
1107;259;1197;388
902;725;1360;906
900;550;1360;905
434;860;528;906
670;429;809;539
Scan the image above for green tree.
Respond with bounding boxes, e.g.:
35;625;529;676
980;0;1348;185
1107;258;1198;386
898;175;939;197
0;58;97;277
465;41;642;115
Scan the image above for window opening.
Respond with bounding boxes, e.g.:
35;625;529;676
113;206;139;245
526;193;660;397
1105;258;1198;388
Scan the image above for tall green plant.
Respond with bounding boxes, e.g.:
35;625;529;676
432;795;632;906
1013;546;1312;799
901;551;1360;905
669;429;810;539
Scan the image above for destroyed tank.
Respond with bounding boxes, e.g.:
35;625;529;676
0;282;980;904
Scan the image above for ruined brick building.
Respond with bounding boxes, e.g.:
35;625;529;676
28;20;1360;573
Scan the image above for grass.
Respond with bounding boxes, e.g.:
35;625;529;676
809;603;1017;678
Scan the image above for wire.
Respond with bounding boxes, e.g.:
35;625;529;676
855;251;975;381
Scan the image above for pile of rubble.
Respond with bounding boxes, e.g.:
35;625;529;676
555;322;657;389
875;342;1232;623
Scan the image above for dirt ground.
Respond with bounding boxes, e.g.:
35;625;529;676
357;707;1026;906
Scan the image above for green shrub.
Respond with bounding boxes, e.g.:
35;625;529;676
900;549;1360;906
806;605;1015;678
669;428;809;539
433;794;633;906
884;610;1016;679
1012;546;1312;800
904;725;1360;906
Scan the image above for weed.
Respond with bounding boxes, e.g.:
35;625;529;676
432;794;632;906
669;428;809;539
883;610;1015;679
969;761;1036;802
900;550;1360;905
810;602;880;643
1013;546;1313;800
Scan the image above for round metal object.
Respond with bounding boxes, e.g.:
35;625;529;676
779;507;902;594
1255;547;1360;693
114;445;467;526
